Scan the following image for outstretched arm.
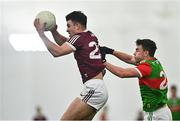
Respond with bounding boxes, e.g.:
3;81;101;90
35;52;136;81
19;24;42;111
50;25;68;46
113;50;136;65
34;19;73;57
104;61;140;78
100;46;137;65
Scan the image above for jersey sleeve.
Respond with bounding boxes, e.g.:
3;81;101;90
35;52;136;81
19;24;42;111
135;62;152;78
66;35;81;51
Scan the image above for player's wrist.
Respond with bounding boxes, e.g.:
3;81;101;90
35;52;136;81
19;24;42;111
109;49;114;54
104;47;114;54
50;25;58;32
50;28;57;33
39;32;45;38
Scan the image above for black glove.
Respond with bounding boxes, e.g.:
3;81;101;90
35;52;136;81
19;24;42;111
100;46;114;54
102;69;106;77
99;46;106;62
101;51;106;62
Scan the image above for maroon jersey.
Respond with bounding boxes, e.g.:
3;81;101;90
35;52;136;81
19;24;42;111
67;31;105;83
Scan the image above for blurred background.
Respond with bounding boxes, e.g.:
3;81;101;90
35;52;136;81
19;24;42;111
0;0;180;120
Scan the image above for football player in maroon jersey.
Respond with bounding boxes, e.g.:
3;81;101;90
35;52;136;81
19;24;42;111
34;11;108;120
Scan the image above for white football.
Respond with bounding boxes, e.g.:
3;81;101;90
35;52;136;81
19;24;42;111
36;11;56;31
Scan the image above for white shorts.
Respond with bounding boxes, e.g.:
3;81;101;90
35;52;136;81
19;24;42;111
144;105;172;121
79;79;108;111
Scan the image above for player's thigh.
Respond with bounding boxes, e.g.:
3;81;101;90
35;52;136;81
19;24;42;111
60;97;97;120
86;109;97;120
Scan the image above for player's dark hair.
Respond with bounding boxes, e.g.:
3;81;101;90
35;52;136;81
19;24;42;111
136;39;157;57
66;11;87;28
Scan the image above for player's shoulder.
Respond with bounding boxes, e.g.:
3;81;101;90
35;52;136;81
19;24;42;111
137;61;152;70
77;30;97;37
69;31;97;44
69;34;81;40
67;34;81;45
139;60;151;66
139;59;159;65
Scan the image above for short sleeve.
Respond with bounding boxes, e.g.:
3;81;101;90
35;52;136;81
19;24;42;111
67;35;81;51
136;63;152;78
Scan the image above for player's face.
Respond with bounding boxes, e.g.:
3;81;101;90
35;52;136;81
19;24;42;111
133;45;147;63
66;20;77;37
171;88;177;96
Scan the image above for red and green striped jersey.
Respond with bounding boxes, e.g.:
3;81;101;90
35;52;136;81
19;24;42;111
135;59;168;112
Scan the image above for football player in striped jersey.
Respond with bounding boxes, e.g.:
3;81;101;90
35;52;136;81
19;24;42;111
100;39;172;121
34;11;108;120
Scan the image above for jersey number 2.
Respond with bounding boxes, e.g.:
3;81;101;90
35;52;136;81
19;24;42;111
89;41;101;59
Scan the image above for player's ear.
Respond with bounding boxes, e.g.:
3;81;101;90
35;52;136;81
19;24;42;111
74;22;81;30
144;50;149;57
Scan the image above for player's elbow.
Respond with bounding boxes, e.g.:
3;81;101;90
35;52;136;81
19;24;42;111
52;54;60;58
48;48;62;58
48;49;62;57
49;52;59;57
52;51;64;57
